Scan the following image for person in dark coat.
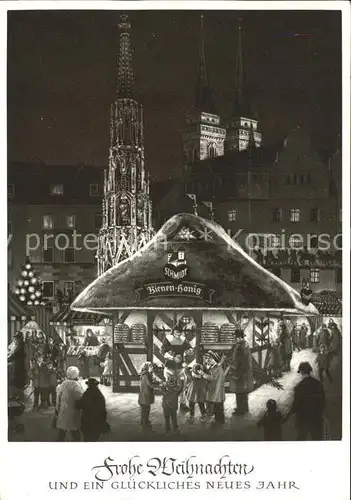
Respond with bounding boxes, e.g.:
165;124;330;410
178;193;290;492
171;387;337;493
278;320;293;372
328;319;342;361
138;362;160;431
30;355;46;409
46;338;61;367
8;331;28;399
159;375;183;434
289;362;325;440
46;360;58;405
186;363;207;422
83;329;100;347
316;324;331;351
78;351;90;379
96;338;111;384
227;329;254;416
257;399;284;441
76;378;109;442
291;325;300;352
316;345;332;385
203;351;226;425
299;323;308;349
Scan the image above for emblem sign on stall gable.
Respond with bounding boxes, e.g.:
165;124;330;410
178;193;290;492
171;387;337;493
163;247;188;281
135;248;215;304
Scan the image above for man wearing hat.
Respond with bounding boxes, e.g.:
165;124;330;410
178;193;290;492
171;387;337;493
227;328;254;416
76;378;109;441
288;362;325;440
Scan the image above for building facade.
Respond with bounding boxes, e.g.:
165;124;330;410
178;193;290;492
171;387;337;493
182;16;226;164
96;13;153;275
8;163;104;305
155;18;342;296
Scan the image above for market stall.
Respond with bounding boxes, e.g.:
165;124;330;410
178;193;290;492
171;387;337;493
50;306;112;377
8;289;34;343
72;213;318;392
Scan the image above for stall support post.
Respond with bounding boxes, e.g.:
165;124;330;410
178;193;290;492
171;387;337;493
195;312;203;363
112;312;118;393
146;311;154;362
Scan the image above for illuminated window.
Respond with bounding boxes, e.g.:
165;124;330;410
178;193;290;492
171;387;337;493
289;235;303;249
208;144;217;158
90;184;100;196
63;281;75;296
64;248;75;263
42;281;54;299
310;268;320;283
66;215;75;228
272;208;282;222
50;184;64;195
289;208;300;223
237;176;246;188
290;267;301;283
268;234;281;248
310;208;320;223
43;248;53;263
228;209;236;222
43;215;54;229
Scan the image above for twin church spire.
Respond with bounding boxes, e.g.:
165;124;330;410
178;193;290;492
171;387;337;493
183;16;262;162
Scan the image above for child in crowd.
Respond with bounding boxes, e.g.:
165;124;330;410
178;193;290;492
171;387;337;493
138;362;159;431
179;364;192;412
31;356;49;409
257;399;284;441
202;351;226;425
186;363;207;423
46;360;57;406
316;344;332;385
160;375;183;434
101;352;113;386
269;339;283;378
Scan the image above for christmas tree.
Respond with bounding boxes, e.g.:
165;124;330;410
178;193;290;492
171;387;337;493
14;258;45;307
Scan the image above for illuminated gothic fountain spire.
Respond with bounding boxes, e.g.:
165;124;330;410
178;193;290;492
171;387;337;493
96;13;153;276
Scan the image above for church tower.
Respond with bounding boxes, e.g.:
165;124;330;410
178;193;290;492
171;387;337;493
225;20;262;152
96;13;153;276
183;15;226;163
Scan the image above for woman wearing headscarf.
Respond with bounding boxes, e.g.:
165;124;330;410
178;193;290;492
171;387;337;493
54;366;84;441
83;329;100;347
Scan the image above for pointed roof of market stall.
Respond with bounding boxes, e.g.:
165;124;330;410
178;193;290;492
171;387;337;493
71;213;318;314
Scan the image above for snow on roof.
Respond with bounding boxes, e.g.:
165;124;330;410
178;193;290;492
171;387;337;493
72;213;319;314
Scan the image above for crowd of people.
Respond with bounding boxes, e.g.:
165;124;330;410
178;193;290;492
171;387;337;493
7;317;341;441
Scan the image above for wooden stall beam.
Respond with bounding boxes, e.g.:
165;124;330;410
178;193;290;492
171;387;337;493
192;311;203;363
146;311;156;361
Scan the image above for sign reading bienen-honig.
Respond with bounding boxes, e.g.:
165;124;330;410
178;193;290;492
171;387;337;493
135;248;215;304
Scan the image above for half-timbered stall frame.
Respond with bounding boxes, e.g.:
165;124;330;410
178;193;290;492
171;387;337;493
72;213;318;392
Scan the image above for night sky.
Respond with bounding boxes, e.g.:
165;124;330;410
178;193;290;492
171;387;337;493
7;9;341;181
